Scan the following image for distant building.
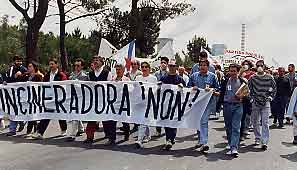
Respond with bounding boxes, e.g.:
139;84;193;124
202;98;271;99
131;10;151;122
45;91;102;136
211;44;227;56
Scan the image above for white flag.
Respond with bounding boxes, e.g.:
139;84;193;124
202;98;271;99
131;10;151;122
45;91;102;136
98;38;118;58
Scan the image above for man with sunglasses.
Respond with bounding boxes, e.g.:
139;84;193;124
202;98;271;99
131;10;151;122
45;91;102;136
160;59;186;151
248;60;276;150
65;58;89;142
135;62;158;149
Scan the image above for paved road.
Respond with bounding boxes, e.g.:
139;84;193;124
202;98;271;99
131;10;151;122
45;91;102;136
0;119;296;170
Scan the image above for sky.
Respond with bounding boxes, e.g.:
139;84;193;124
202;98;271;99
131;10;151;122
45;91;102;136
1;0;297;67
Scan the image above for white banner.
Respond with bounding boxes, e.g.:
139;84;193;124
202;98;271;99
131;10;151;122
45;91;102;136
0;81;212;129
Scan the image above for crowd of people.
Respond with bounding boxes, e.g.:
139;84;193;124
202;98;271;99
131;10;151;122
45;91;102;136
0;53;297;158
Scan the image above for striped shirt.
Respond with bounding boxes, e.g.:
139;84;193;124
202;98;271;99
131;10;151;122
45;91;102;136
248;73;276;106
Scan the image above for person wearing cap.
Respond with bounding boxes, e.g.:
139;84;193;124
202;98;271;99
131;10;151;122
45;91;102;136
188;60;220;153
248;60;276;151
190;51;215;75
5;55;27;136
154;57;169;136
84;56;113;144
65;58;89;142
135;62;158;149
160;59;186;151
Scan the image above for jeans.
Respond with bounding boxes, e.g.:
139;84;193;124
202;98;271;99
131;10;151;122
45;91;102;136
102;121;117;142
197;98;215;145
223;102;243;150
251;102;271;145
241;98;252;137
9;121;18;133
67;120;84;137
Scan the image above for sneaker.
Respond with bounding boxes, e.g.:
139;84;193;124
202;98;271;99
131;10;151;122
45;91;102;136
76;131;84;137
226;150;232;155
24;133;33;138
65;137;75;142
142;136;151;143
6;132;16;137
255;140;260;145
199;145;209;153
278;124;285;129
155;131;161;137
225;145;231;150
195;143;203;148
60;131;67;137
83;138;94;144
104;139;116;146
135;141;143;149
232;149;239;157
31;133;43;140
261;144;268;151
163;141;172;151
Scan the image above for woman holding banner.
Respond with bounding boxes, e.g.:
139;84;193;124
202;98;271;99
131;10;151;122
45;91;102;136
135;61;158;149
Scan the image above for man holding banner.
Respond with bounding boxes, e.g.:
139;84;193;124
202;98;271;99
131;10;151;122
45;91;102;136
65;58;89;142
188;60;220;153
85;56;113;144
112;63;131;141
160;59;186;151
32;58;68;140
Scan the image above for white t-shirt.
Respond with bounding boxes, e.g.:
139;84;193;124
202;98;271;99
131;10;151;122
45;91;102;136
135;74;157;83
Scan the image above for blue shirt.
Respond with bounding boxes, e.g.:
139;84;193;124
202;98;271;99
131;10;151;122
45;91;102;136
187;71;220;91
155;70;168;81
160;74;186;86
190;63;215;75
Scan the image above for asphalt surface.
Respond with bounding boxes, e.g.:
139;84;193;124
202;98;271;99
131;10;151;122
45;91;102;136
0;118;296;170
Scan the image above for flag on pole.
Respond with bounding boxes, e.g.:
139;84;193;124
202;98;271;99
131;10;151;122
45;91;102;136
98;38;118;58
111;40;136;71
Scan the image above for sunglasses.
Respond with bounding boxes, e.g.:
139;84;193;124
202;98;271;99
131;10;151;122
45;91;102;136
161;62;167;64
74;64;81;67
169;65;177;67
141;65;149;68
132;63;138;65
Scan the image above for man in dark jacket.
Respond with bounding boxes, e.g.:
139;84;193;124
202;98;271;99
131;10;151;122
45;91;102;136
84;56;113;144
6;55;27;136
32;58;68;139
271;67;291;128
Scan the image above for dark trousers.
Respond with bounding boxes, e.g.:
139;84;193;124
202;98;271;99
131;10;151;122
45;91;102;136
86;121;97;140
37;119;67;136
27;121;37;134
165;127;177;143
102;121;117;141
272;96;288;125
156;127;162;134
240;98;252;137
122;123;130;136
